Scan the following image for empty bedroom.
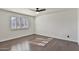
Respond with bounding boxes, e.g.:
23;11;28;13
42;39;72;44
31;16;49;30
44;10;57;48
0;8;79;51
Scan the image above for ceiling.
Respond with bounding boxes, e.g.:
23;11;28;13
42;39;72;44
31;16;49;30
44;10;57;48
2;8;75;16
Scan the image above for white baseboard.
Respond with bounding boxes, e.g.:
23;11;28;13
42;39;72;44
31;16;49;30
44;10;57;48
0;33;34;42
36;33;78;43
0;33;78;44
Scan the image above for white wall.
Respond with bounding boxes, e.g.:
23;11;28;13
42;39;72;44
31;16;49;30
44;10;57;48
0;9;35;42
35;9;77;42
77;9;79;44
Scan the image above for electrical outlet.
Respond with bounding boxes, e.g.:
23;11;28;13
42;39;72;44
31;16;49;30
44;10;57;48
67;35;70;38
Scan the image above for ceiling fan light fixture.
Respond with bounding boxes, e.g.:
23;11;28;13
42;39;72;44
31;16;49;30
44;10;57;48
36;12;39;14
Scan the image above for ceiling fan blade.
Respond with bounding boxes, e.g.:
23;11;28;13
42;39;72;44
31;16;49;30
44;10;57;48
39;9;46;11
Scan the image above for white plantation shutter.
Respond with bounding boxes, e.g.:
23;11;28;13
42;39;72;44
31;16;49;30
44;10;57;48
10;16;17;29
20;16;29;29
10;16;29;30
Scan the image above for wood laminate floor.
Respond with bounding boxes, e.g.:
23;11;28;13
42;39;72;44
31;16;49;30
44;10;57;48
0;34;79;51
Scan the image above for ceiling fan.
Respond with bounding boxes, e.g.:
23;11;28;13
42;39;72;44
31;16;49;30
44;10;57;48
30;8;46;14
35;8;46;12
